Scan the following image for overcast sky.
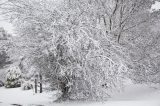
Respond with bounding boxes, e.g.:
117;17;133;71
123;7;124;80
152;1;160;10
0;17;15;35
0;1;160;36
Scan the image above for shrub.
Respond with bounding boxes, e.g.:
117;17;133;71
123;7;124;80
21;81;33;90
5;66;22;88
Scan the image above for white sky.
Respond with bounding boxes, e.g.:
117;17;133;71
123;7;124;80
0;17;16;35
0;1;160;36
152;1;160;10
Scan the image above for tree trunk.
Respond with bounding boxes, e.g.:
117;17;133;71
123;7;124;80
35;79;37;93
39;74;43;93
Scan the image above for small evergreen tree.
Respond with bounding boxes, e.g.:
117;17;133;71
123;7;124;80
5;66;22;88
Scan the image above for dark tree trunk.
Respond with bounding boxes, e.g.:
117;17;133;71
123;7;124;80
35;79;37;93
59;82;70;101
39;74;43;93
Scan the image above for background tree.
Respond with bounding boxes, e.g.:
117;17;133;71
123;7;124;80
0;51;11;69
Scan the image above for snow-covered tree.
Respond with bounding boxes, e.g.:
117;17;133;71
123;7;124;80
0;27;12;69
5;66;22;88
0;27;11;40
0;0;159;101
0;51;11;69
126;24;160;84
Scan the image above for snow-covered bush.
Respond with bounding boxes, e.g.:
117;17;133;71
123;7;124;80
5;66;22;88
41;35;126;101
21;81;33;90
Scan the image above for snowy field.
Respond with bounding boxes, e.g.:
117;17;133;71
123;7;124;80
0;84;160;106
0;87;57;106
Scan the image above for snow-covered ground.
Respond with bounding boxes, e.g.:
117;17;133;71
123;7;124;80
0;87;57;106
110;84;160;101
0;84;160;106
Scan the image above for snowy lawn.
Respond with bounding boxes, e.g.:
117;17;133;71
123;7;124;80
0;84;160;106
109;84;160;101
0;87;57;106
